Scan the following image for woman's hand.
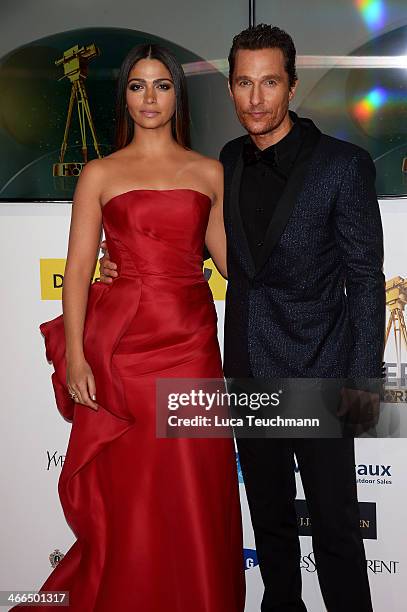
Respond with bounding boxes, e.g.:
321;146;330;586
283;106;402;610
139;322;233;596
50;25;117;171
67;358;99;411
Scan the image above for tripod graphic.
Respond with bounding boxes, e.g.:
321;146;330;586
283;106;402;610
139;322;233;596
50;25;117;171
53;44;102;178
385;276;407;381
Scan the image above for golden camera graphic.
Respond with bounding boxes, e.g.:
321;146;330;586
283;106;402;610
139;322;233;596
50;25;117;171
385;276;407;377
53;44;102;179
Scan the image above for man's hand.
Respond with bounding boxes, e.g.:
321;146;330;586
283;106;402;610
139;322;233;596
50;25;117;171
99;239;118;284
337;387;380;435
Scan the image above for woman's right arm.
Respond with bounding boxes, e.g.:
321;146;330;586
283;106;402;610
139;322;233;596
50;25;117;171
62;159;104;410
204;160;227;279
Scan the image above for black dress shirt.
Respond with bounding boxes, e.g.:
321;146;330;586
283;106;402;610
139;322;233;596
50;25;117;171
239;115;303;267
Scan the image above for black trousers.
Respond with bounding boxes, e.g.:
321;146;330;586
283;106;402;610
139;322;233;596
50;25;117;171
236;437;373;612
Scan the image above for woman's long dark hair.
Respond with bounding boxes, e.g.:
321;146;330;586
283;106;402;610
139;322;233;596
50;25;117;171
115;43;191;151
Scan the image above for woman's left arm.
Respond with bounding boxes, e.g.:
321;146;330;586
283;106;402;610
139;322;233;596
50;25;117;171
204;160;227;279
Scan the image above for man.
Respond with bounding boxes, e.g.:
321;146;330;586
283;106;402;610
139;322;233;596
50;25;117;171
99;24;385;612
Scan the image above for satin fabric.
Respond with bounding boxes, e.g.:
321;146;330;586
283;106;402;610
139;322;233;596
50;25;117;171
14;189;245;611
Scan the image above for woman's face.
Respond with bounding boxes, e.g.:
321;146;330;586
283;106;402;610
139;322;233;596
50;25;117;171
126;58;176;131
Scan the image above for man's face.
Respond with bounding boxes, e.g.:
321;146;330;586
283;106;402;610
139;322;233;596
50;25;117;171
228;48;297;136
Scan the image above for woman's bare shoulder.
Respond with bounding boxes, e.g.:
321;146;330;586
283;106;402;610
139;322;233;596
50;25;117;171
187;150;223;179
86;148;131;169
79;155;118;177
78;152;126;190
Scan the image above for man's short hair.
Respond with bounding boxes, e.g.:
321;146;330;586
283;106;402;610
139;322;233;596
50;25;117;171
228;23;298;89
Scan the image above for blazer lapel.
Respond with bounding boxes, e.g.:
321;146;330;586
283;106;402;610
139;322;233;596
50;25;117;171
229;144;256;277
254;118;322;275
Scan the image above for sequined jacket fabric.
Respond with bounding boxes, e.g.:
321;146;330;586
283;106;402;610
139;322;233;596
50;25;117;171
220;116;386;379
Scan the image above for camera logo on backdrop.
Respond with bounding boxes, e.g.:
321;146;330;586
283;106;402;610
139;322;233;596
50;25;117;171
383;276;407;401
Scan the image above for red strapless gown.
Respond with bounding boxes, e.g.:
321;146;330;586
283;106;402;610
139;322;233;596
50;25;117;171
13;189;245;611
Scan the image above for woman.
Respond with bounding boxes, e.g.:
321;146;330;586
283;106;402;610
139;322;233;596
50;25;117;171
12;44;245;612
